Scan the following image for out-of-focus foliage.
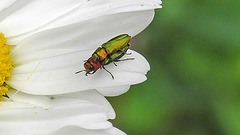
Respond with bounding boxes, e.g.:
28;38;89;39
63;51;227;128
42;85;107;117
108;0;240;135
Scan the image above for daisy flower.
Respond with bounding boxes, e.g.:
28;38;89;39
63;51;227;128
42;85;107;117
0;0;162;134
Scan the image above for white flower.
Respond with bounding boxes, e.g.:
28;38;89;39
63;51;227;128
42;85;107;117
0;89;125;135
0;0;162;134
0;0;162;96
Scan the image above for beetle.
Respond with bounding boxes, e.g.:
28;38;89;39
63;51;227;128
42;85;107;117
75;34;134;79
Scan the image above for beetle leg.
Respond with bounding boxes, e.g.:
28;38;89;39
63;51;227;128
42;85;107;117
114;58;134;62
125;52;132;55
113;61;118;66
102;66;114;79
86;71;96;76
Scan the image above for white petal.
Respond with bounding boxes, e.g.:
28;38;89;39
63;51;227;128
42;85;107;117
8;50;150;95
0;0;16;12
97;85;130;97
6;89;115;119
0;0;85;42
57;127;126;135
2;0;161;45
0;90;118;135
11;10;155;64
9;10;152;96
43;0;162;30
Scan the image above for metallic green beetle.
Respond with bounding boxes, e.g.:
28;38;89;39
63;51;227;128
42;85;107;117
76;34;134;79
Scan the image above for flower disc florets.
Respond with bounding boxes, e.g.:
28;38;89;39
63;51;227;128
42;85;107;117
0;33;13;100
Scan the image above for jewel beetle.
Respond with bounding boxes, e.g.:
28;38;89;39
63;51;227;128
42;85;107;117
75;34;134;79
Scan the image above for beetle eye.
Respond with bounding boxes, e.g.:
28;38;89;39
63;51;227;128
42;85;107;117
84;62;93;71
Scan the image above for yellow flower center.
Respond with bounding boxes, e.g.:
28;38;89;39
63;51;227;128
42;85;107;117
0;33;13;100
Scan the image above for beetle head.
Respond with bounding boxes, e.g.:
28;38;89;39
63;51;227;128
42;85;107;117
76;57;101;75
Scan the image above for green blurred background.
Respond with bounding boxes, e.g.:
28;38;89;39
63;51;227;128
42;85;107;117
108;0;240;135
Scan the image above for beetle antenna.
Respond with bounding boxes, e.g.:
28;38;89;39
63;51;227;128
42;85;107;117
75;70;85;74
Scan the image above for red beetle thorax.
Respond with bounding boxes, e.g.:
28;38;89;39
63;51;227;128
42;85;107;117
91;61;101;71
85;57;101;71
